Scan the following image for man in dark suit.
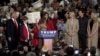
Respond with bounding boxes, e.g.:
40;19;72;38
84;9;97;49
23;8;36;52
6;12;19;51
78;10;89;53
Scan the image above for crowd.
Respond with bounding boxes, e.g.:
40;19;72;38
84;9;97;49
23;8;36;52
0;0;100;56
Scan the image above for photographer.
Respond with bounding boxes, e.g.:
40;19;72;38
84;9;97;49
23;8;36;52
11;50;19;56
53;41;62;56
0;43;10;56
17;45;25;56
90;46;96;56
65;47;74;56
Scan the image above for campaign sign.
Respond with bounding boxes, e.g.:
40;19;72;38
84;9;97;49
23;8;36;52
39;30;58;39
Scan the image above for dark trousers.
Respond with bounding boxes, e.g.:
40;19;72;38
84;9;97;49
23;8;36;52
8;40;18;51
20;41;29;46
78;33;87;52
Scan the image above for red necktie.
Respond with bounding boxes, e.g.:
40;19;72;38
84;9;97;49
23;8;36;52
14;20;18;28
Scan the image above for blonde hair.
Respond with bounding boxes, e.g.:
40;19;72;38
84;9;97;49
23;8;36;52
69;11;76;19
91;12;98;22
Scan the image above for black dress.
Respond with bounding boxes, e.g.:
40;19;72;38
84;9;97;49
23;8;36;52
90;20;94;31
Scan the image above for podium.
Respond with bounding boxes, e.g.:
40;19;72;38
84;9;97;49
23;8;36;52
39;30;58;52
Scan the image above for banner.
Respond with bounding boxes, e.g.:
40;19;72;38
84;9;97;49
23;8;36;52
32;0;43;9
3;6;8;11
26;12;40;23
39;30;58;38
10;0;18;5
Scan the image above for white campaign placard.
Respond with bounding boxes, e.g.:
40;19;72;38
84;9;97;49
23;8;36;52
26;12;40;23
0;7;3;11
32;0;43;9
3;6;8;11
10;0;18;5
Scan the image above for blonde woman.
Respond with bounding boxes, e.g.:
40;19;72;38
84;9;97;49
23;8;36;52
66;12;79;49
87;12;99;49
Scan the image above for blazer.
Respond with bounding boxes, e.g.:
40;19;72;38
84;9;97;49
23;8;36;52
6;19;18;40
19;23;29;42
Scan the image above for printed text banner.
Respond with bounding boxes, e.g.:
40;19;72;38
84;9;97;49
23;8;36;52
26;12;40;24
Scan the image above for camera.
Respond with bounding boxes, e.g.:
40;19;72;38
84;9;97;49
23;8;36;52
74;50;79;55
41;52;48;56
52;46;61;56
74;49;80;56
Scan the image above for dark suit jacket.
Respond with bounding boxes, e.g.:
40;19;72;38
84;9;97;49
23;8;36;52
78;16;89;34
6;19;18;40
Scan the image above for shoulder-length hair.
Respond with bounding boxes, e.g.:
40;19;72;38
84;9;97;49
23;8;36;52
91;11;98;22
40;12;51;24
